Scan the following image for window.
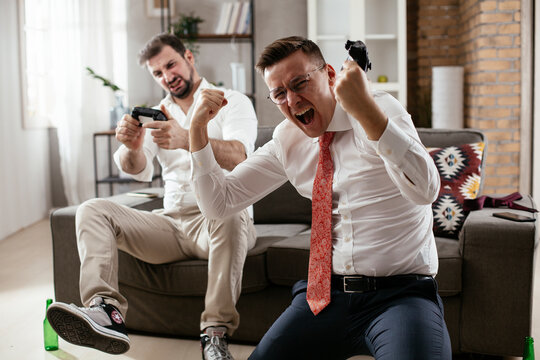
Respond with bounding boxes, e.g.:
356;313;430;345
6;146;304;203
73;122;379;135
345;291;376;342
18;0;55;128
17;0;128;129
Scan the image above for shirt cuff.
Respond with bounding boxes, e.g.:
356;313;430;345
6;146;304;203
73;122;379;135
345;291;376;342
113;146;154;182
375;120;411;166
190;142;220;179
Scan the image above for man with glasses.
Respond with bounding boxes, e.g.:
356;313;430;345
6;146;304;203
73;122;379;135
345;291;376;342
46;33;257;360
188;36;450;359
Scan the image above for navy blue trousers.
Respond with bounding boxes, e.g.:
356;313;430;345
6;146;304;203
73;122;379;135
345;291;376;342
249;277;451;360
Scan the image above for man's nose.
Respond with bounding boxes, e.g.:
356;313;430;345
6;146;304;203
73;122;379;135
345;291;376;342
286;89;301;105
163;71;172;83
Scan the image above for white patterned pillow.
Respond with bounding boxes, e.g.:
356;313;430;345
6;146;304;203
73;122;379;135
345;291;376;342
428;142;485;239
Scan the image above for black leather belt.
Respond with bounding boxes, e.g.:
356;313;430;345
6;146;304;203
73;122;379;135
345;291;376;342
331;274;432;293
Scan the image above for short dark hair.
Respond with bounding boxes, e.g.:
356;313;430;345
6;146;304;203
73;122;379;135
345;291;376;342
138;33;187;66
255;36;326;75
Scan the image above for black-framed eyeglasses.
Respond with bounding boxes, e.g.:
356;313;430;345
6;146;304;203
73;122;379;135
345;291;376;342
267;64;326;105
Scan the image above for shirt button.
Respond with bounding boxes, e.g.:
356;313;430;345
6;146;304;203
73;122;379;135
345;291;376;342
343;215;349;220
344;236;351;243
386;149;392;155
345;264;352;270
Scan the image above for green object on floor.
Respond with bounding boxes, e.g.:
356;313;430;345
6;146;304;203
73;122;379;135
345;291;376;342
43;299;58;351
524;336;535;360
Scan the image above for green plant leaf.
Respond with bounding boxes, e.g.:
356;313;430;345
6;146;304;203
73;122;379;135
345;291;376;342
86;66;122;92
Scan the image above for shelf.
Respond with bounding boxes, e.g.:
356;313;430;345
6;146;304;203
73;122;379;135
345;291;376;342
370;82;400;92
316;34;348;41
184;34;252;42
94;129;116;136
93;131;162;197
308;0;407;105
365;34;397;40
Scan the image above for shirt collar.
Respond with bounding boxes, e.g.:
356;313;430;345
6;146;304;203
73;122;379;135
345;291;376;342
327;103;353;132
311;103;352;143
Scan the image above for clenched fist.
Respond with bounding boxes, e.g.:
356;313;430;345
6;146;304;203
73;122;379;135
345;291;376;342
191;89;228;128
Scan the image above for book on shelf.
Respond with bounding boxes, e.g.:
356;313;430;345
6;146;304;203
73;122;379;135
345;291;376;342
215;2;233;34
236;1;251;34
227;2;242;34
215;1;251;35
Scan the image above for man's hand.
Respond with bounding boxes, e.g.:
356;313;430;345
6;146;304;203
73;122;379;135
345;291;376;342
142;105;189;150
334;60;372;120
191;89;228;128
115;114;145;151
334;60;387;140
189;89;228;153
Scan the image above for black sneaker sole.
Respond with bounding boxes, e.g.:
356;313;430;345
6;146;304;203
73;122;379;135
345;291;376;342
47;304;130;354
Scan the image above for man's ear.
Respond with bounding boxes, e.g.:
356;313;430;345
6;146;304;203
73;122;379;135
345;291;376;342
326;64;337;86
184;49;195;65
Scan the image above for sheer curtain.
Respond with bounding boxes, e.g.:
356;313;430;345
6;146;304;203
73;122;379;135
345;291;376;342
42;0;127;204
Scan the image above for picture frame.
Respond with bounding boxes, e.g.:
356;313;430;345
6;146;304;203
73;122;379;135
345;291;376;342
146;0;175;18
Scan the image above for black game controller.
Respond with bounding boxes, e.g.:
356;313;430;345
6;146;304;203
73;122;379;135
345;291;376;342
131;106;167;126
345;40;372;73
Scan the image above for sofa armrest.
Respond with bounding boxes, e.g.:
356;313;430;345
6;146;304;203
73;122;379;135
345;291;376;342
50;188;164;305
459;194;537;356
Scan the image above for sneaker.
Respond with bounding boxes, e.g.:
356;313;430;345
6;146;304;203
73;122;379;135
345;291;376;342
46;297;130;354
200;326;234;360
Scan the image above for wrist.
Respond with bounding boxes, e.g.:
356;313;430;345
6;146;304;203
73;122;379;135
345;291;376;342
189;124;209;153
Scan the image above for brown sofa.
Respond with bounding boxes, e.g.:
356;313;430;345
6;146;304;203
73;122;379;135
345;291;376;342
50;127;537;357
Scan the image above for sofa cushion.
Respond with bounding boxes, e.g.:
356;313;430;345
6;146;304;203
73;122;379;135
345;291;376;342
117;223;309;297
435;236;462;296
266;232;310;286
429;142;485;239
417;128;487;194
266;231;462;296
253;126;312;225
253;181;312;225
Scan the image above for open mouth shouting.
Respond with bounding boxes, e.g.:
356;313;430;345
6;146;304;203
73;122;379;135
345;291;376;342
295;107;315;125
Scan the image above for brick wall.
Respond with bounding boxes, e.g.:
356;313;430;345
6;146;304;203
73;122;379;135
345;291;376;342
408;0;522;195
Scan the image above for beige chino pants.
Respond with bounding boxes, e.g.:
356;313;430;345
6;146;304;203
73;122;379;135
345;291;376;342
75;198;256;335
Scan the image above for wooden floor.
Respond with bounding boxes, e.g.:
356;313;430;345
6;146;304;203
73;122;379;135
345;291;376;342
0;219;535;359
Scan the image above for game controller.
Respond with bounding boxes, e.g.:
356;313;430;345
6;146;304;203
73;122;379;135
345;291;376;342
131;107;167;126
345;40;372;73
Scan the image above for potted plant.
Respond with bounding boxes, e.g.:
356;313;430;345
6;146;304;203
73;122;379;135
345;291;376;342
171;12;204;55
86;67;127;129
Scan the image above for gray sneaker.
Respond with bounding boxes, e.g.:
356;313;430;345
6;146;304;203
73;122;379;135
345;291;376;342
46;297;130;354
200;326;234;360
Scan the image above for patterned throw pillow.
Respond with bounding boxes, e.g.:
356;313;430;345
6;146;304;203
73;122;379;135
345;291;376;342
428;142;485;239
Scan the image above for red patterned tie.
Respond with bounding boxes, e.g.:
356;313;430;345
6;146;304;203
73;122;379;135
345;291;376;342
307;131;335;315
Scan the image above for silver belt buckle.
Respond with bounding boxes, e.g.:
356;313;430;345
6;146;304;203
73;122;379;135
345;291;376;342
343;276;362;293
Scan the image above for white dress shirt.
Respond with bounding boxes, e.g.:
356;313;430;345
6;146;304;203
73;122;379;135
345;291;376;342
114;78;258;211
191;90;441;276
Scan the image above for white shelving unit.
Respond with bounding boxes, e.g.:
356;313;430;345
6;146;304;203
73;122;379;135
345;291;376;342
307;0;407;106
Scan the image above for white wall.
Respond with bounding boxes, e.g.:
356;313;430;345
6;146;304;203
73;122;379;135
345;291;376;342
0;0;52;241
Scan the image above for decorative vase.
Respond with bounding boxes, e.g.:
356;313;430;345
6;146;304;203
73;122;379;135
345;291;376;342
230;63;246;94
110;92;127;129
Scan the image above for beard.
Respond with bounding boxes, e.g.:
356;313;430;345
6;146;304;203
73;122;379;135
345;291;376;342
169;77;192;99
169;65;195;99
